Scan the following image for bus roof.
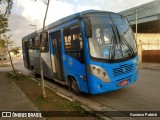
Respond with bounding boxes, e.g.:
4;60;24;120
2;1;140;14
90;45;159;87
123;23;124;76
22;10;110;40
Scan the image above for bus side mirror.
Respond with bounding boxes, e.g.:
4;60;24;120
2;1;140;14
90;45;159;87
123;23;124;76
83;17;92;38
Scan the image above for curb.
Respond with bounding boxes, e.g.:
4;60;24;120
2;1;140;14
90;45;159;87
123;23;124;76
9;72;46;120
20;72;112;120
20;71;137;120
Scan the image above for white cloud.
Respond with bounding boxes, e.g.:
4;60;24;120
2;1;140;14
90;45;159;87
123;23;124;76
77;5;101;12
46;0;75;25
12;0;155;27
0;4;8;13
13;0;46;28
12;0;76;29
94;0;104;2
7;0;76;47
105;0;154;12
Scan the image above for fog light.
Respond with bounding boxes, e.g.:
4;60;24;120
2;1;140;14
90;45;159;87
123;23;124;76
98;84;102;88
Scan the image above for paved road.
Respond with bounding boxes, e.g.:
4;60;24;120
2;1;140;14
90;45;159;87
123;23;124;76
86;69;160;111
3;58;160;120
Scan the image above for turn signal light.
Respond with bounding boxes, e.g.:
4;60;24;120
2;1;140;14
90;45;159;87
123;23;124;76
80;75;87;80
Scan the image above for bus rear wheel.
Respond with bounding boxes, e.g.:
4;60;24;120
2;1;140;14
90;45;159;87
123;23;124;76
70;77;82;96
32;67;39;78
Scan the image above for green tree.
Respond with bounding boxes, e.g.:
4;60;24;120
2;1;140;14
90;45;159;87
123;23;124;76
0;0;13;17
0;39;6;56
0;13;9;35
2;34;16;74
0;39;6;49
0;0;15;74
0;0;13;54
10;47;20;56
0;0;13;41
0;38;7;63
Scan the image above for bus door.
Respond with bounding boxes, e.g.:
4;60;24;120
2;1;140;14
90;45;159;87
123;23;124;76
50;31;64;81
23;40;30;69
63;24;88;93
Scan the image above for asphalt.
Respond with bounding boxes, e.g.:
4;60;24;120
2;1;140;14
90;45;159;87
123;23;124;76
139;62;160;70
0;71;44;120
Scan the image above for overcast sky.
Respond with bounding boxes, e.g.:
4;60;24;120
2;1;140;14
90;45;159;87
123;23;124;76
0;0;154;47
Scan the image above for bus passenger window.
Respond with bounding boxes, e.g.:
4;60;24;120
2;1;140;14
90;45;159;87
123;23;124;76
32;38;35;46
29;38;32;47
63;24;84;63
35;35;40;47
41;32;49;52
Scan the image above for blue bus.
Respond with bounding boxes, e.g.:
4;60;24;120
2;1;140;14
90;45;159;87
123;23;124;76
22;10;138;95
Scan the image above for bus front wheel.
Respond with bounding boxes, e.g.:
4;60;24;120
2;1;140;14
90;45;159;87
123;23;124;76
70;77;82;96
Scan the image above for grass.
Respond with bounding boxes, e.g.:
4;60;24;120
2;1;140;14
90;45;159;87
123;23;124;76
5;72;103;120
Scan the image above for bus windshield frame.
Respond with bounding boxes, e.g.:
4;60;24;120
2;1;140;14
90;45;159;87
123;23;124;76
83;12;137;63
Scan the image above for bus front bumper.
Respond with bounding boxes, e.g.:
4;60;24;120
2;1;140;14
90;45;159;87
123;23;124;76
87;73;138;94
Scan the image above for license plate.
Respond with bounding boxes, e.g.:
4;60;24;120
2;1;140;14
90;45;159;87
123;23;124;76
119;80;128;86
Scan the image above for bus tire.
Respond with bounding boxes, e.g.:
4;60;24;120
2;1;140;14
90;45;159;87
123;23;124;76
32;67;39;78
70;77;82;96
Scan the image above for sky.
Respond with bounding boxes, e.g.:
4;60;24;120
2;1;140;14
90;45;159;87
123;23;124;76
0;0;154;47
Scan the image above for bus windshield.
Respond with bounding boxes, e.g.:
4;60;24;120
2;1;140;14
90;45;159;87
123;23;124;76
85;13;137;62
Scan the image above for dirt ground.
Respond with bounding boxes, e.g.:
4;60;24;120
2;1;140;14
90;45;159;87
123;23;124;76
3;72;102;120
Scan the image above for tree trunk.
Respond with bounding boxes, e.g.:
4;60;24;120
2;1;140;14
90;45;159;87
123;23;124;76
39;0;50;98
7;43;16;74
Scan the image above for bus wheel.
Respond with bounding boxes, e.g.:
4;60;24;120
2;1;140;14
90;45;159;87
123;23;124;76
32;67;39;78
70;77;82;96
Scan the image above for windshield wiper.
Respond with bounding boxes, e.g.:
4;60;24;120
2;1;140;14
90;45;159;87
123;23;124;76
115;26;135;57
109;25;118;63
120;35;135;57
115;26;125;59
109;36;115;63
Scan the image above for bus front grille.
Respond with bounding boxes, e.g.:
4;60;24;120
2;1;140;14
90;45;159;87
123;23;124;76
113;64;133;77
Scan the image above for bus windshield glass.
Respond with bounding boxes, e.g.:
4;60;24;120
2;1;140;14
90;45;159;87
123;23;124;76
85;13;137;62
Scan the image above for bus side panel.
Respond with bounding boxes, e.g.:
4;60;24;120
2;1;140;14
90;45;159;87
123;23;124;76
28;48;40;74
27;47;54;79
60;21;89;93
49;31;64;81
41;52;53;79
63;54;88;93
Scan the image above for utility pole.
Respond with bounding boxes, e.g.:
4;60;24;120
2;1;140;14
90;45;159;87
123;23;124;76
29;24;37;30
136;10;138;42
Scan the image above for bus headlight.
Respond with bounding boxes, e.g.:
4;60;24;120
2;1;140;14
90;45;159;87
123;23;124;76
92;66;96;70
96;69;101;74
102;72;107;78
87;64;110;83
